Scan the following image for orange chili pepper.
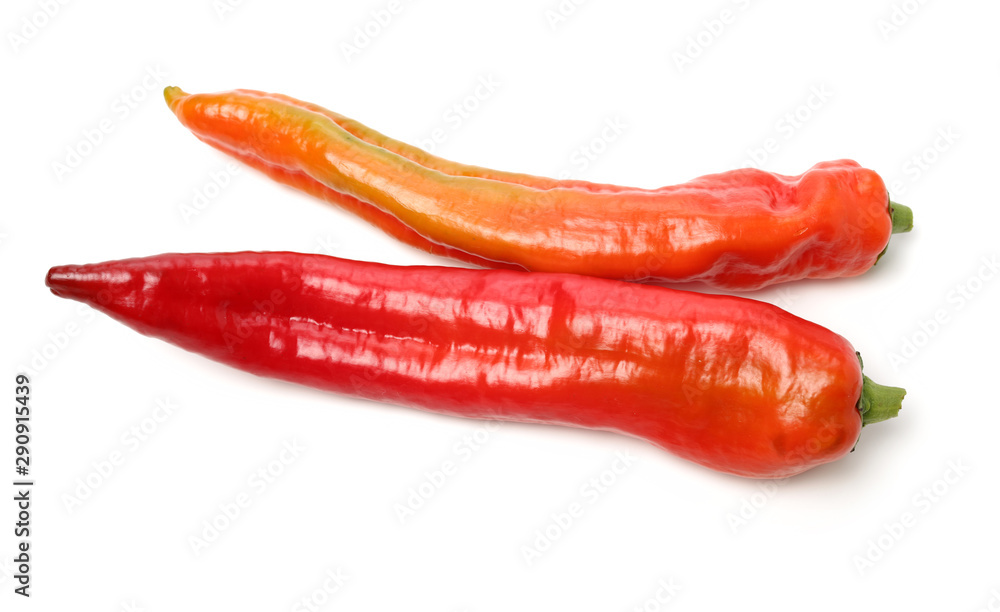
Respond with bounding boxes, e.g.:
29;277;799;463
165;87;912;290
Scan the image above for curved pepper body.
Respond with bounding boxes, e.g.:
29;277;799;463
46;252;887;478
165;87;903;290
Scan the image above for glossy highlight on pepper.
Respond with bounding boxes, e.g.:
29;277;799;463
164;86;912;290
45;251;905;478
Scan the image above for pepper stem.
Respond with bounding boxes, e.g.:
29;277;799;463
890;201;913;234
859;375;906;426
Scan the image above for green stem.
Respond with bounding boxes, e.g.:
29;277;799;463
890;201;913;234
859;375;906;426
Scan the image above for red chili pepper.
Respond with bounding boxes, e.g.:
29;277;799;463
164;87;913;290
46;252;904;478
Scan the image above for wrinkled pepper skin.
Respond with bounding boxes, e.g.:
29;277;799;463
164;87;910;291
46;252;903;478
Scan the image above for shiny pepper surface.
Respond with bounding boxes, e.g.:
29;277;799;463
46;252;904;478
164;87;913;290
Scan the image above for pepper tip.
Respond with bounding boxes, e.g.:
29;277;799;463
45;265;76;298
163;86;187;111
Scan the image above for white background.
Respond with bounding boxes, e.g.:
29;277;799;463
3;0;999;609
